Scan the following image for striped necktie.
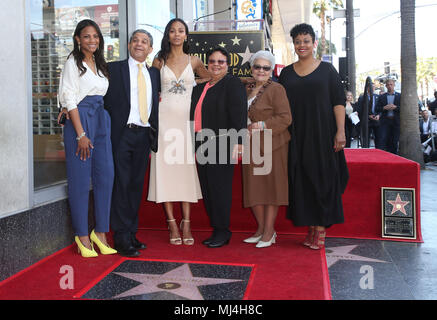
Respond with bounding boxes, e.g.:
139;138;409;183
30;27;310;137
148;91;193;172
137;64;148;124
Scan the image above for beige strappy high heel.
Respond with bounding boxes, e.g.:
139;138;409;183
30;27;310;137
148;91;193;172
180;219;194;245
167;219;182;245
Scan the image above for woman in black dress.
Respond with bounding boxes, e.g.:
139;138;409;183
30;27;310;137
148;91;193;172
279;23;349;250
190;47;247;248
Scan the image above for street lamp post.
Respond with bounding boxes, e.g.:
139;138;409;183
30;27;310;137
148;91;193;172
326;16;335;59
346;0;356;99
333;6;359;94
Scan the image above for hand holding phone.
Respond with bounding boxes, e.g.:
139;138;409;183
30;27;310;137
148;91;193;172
59;113;67;125
58;111;67;125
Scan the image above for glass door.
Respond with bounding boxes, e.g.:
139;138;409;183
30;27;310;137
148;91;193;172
30;0;126;190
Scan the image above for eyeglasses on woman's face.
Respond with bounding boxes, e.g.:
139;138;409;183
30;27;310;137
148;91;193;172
208;59;227;65
252;64;272;72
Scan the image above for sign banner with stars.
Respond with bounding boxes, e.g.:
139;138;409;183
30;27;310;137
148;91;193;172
189;31;264;78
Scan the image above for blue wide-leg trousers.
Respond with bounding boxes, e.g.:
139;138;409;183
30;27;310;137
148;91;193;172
63;95;114;237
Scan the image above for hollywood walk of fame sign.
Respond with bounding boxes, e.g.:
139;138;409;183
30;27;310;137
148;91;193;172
381;187;416;239
188;31;264;78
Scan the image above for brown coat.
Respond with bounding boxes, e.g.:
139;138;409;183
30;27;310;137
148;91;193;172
247;81;292;153
242;81;292;207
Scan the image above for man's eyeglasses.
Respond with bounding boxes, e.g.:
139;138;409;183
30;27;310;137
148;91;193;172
253;65;272;72
208;59;227;65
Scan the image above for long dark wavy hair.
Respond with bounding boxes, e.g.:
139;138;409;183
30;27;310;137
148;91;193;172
157;18;190;63
69;19;109;78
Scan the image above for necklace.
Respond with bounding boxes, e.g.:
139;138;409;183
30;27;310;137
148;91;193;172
246;78;272;109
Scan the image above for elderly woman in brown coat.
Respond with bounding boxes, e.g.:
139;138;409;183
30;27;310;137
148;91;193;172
242;50;292;248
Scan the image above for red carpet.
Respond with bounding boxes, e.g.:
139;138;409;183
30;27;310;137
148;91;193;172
0;230;330;300
139;149;422;242
0;149;419;300
332;149;422;242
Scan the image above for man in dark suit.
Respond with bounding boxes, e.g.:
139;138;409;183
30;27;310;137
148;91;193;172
375;79;401;154
419;110;432;142
356;83;381;148
427;91;437;116
104;30;160;257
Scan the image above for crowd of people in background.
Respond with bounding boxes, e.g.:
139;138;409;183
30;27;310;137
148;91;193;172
345;79;437;164
344;79;401;154
422;94;437;163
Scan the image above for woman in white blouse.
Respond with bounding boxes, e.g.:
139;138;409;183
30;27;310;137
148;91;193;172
58;19;116;258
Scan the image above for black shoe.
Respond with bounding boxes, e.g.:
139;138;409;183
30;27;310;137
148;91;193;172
115;240;141;257
132;237;147;250
202;238;212;246
207;239;230;248
116;245;141;257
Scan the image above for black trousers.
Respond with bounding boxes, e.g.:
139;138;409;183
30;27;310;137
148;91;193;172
356;119;381;148
379;118;400;154
345;117;353;148
195;139;235;241
111;126;150;246
368;121;381;149
421;133;431;143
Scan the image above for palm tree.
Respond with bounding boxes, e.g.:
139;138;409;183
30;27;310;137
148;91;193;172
417;57;437;100
316;39;336;60
399;0;424;167
417;57;428;100
312;0;344;57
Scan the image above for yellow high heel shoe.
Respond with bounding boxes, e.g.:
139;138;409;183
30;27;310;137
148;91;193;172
75;236;98;258
90;230;117;255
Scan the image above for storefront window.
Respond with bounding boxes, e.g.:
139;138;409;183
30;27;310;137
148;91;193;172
194;0;208;21
136;0;177;64
30;0;124;190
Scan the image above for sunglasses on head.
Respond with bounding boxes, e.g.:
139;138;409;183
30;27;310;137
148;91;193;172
208;59;227;65
253;65;272;71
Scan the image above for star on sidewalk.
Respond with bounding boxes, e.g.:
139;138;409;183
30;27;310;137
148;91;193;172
387;193;410;216
325;245;389;268
238;46;252;66
111;264;244;300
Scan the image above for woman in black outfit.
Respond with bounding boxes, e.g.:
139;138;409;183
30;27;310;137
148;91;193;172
279;23;349;250
190;47;247;248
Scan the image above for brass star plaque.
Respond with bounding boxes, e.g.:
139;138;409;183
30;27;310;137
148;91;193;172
381;187;416;239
